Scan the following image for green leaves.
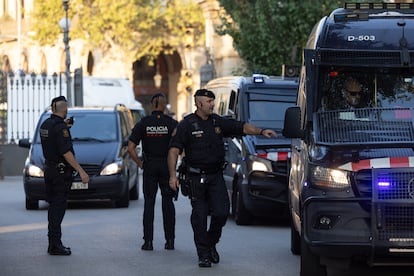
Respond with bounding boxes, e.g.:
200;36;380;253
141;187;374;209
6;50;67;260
30;0;204;64
217;0;344;75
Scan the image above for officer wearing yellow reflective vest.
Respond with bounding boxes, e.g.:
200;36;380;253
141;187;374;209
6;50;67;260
128;93;178;251
168;89;277;267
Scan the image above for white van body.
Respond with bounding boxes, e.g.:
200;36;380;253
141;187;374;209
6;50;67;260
82;76;145;122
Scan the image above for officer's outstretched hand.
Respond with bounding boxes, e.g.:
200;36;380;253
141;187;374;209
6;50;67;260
262;129;277;138
169;175;179;192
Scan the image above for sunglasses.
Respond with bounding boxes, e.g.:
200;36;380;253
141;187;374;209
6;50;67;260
345;90;361;97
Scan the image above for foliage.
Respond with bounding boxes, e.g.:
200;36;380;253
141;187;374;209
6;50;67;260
31;0;204;63
216;0;353;75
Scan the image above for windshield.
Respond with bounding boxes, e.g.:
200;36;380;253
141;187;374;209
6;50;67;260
248;91;296;129
315;66;414;146
318;67;414;110
34;112;117;143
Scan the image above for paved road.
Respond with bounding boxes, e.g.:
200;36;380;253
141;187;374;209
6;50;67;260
0;176;413;276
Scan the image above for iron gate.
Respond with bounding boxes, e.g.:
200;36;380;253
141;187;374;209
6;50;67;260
1;71;67;144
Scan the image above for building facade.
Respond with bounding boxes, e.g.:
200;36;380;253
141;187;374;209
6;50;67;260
0;0;242;119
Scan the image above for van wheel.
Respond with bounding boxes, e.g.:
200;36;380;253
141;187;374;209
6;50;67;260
300;232;326;276
115;184;130;208
129;182;139;200
233;188;252;225
290;220;301;255
26;198;39;210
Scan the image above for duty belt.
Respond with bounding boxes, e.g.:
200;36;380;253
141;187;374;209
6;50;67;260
187;166;221;175
45;160;66;168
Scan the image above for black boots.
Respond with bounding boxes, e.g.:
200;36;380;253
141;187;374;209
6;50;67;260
141;240;153;251
210;246;220;264
48;244;71;255
164;239;174;250
141;239;174;250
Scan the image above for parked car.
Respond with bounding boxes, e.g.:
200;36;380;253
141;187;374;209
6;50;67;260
204;74;299;224
18;104;139;210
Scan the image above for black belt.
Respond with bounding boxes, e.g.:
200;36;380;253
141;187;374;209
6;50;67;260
187;166;221;175
45;160;66;168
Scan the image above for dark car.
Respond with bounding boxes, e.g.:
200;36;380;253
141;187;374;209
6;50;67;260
18;104;139;209
205;74;299;225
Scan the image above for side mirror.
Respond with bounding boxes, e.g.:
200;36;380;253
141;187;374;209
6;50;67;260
283;106;305;139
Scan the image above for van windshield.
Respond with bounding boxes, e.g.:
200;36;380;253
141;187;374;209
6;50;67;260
248;91;297;129
34;112;117;143
315;66;414;146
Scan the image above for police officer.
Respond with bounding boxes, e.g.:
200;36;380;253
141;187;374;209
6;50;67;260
40;96;89;255
128;93;178;251
168;89;276;267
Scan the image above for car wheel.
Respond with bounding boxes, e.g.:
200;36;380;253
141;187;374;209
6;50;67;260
115;183;130;208
129;182;139;200
300;231;327;276
233;187;252;225
25;197;39;210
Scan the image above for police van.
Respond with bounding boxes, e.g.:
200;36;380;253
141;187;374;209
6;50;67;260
283;3;414;275
205;73;298;225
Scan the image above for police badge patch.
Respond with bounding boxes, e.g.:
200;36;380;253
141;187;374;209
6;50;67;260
62;129;70;137
215;127;221;134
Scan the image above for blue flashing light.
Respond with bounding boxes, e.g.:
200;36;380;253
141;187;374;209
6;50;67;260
252;74;266;83
377;181;391;188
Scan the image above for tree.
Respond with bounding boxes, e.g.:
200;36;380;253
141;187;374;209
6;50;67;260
31;0;205;64
216;1;347;75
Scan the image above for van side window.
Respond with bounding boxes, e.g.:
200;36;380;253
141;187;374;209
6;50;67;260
229;90;236;114
119;112;130;140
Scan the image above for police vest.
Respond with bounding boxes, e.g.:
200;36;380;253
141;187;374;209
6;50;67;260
184;113;225;169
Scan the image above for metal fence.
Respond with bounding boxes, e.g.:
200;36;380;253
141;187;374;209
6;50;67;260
0;71;67;144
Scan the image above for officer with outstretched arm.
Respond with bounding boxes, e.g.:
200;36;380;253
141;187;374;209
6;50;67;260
168;89;276;267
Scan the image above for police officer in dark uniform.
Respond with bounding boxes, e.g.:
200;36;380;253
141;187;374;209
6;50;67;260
128;93;178;251
168;89;276;267
40;96;89;255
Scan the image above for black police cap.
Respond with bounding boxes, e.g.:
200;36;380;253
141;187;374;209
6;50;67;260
194;89;215;99
150;92;166;103
51;96;67;106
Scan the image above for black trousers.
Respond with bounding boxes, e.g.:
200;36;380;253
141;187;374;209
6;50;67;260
142;158;175;241
188;171;230;258
44;166;70;246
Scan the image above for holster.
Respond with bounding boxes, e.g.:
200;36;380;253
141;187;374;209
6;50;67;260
177;159;196;200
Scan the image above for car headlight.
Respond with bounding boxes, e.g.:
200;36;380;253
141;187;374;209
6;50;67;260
26;164;44;177
310;166;350;190
101;162;122;176
248;155;272;172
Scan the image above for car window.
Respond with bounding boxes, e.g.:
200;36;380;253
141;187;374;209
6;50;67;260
70;113;117;142
33;112;117;143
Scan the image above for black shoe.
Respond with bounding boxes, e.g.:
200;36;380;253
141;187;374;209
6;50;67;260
48;244;71;256
198;257;212;268
48;244;71;253
141;240;153;251
210;246;220;264
165;239;174;250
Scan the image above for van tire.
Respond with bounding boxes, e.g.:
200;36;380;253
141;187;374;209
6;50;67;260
290;221;301;255
300;232;327;276
25;198;39;210
233;187;252;225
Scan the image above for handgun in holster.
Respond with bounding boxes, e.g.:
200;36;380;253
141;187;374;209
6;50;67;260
177;159;196;200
